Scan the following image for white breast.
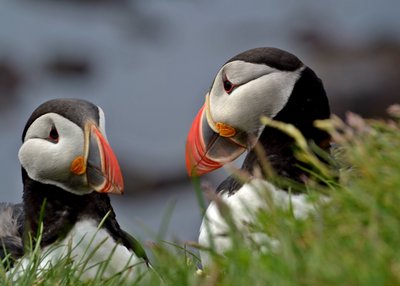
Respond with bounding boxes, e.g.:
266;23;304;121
13;220;147;280
199;179;315;268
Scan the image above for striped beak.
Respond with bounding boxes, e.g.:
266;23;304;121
185;97;247;177
81;123;124;194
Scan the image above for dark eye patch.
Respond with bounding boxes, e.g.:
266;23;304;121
48;124;59;143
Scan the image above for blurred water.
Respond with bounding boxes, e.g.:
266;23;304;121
0;0;399;242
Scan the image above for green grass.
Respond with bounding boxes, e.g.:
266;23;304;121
2;105;400;285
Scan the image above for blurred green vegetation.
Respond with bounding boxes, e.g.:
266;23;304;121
2;105;400;285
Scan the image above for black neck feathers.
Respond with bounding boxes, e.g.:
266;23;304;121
21;168;128;250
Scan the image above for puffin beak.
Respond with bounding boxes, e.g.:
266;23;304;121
71;123;124;194
185;96;247;177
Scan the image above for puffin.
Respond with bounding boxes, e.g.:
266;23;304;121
0;99;149;279
185;47;331;267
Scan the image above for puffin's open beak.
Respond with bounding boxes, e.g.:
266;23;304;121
185;98;247;177
75;123;124;194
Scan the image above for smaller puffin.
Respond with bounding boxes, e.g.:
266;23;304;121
185;47;331;267
0;99;149;279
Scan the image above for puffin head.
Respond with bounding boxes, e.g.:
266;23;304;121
186;47;330;176
18;99;124;195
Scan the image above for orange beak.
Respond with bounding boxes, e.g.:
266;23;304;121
185;102;247;177
85;123;124;194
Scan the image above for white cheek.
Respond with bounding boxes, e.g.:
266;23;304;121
19;136;84;185
18;113;86;191
252;71;299;117
211;70;301;133
224;61;277;83
19;139;63;180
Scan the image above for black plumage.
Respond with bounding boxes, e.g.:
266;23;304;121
21;169;149;265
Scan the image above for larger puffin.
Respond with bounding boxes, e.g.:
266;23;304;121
0;99;149;279
185;47;331;267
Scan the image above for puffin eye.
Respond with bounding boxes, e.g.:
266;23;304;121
48;125;59;143
223;79;234;94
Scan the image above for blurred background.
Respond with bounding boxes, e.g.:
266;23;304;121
0;0;399;244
